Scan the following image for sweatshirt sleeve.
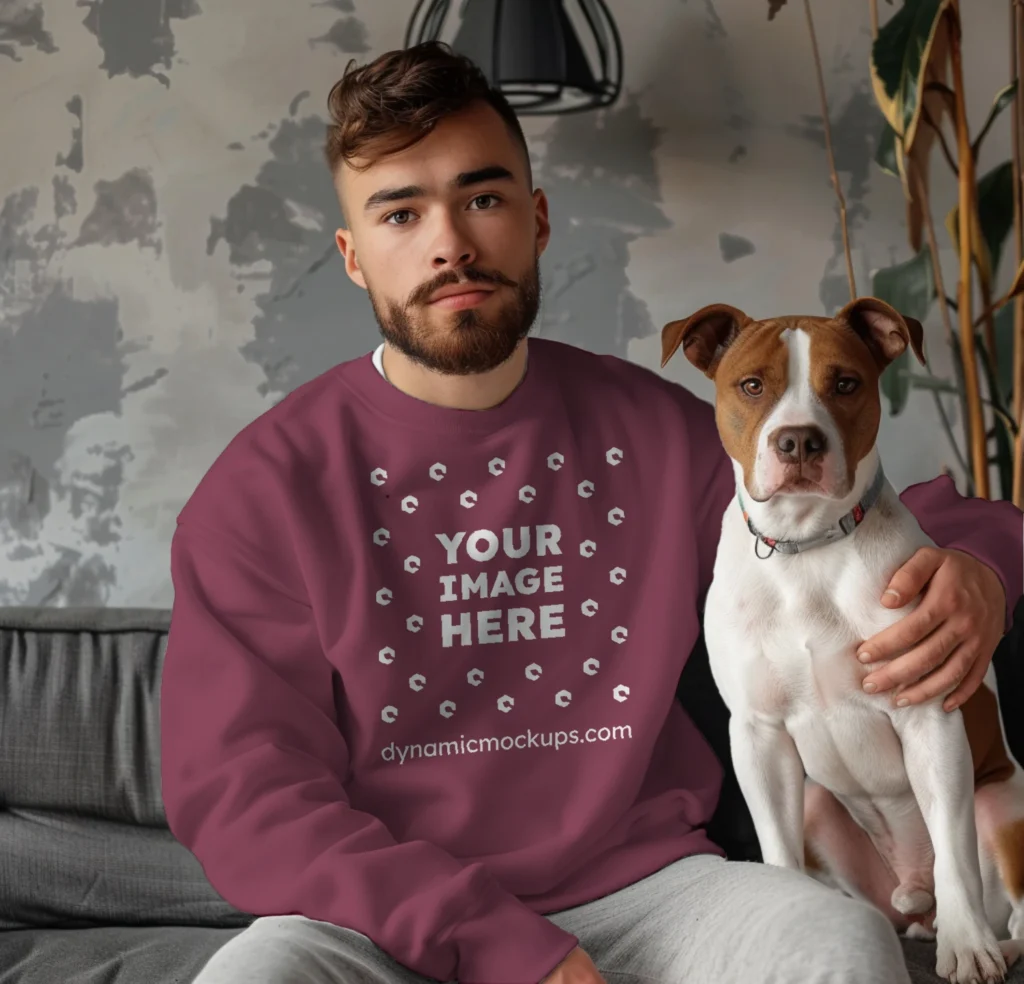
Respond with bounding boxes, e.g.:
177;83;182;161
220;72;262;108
161;520;579;984
899;475;1024;632
683;394;736;605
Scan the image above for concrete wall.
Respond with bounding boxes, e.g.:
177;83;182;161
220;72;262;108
1;0;1016;606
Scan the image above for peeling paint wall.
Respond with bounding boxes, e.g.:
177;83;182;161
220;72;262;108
0;1;1014;606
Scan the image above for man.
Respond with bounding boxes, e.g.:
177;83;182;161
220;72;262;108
162;42;1022;984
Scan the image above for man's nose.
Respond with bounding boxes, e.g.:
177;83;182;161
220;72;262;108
431;214;477;269
771;425;828;463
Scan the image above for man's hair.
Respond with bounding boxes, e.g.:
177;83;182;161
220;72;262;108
323;41;532;184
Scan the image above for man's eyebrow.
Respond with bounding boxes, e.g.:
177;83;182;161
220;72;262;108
363;166;516;212
363;185;425;212
452;165;515;188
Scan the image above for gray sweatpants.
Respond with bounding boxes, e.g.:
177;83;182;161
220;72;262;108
192;853;919;984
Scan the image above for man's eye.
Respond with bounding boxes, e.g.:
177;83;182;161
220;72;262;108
385;210;414;225
470;194;499;209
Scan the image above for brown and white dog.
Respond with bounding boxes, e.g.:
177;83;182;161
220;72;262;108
662;297;1024;983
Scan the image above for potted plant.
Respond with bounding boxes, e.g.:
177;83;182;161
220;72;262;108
770;0;1024;503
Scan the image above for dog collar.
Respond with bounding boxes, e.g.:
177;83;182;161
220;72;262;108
736;465;886;558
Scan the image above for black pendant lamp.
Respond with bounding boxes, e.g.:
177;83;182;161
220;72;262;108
405;0;623;115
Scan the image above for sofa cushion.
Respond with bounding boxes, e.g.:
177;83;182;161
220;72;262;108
0;924;244;984
0;608;169;824
0;808;253;931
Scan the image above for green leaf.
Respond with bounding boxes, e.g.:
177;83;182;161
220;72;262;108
978;162;1015;284
945;161;1014;289
905;373;958;393
870;0;952;149
875;122;901;177
872;248;937;415
973;80;1019;157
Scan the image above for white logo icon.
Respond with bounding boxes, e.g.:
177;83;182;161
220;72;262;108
409;674;426;692
429;462;446;481
375;588;393;606
525;663;542;681
381;705;398;723
488;457;506;476
606;447;623;466
467;668;484;686
372;528;390;546
547;452;564;471
370;468;387;486
439;700;456;719
608;507;625;526
404;556;421;574
378;646;395;665
519;485;536;503
609;567;627;585
611;626;628;644
406;615;424;632
613;684;630;702
460;490;477;509
583;658;600;676
577;480;594;498
401;495;418;514
581;599;599;617
555;690;572;707
497;695;515;713
580;540;597;558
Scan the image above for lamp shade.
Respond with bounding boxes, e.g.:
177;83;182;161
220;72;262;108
405;0;623;115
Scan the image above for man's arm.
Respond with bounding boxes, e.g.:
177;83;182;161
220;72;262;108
161;521;578;984
900;474;1024;630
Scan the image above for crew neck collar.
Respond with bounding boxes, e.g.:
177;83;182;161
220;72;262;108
337;338;553;435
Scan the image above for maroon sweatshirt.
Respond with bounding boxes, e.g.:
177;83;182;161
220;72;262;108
161;338;1023;984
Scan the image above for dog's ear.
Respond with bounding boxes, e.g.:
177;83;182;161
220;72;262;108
661;304;752;378
837;297;926;369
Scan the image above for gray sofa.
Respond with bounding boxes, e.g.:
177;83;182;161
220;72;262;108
1;603;1022;984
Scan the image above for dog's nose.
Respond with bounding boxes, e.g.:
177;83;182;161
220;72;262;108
773;426;827;462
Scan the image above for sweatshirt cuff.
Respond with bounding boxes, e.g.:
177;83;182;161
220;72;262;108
447;886;579;984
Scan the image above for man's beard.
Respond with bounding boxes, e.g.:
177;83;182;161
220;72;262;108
367;259;541;376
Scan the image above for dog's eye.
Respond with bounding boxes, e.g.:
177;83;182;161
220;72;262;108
836;377;859;395
740;378;763;397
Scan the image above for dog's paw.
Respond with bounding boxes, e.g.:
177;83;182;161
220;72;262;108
905;922;936;942
936;923;1007;984
1009;906;1024;941
999;940;1023;968
892;884;935;916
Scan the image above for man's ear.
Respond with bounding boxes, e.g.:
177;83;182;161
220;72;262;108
837;296;926;369
661;303;751;378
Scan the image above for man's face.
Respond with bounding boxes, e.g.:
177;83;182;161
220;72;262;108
334;101;550;375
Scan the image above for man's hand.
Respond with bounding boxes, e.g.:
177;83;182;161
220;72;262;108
856;546;1005;712
540;946;608;984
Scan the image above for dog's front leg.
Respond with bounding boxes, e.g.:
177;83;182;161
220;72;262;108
894;705;1007;983
729;713;805;870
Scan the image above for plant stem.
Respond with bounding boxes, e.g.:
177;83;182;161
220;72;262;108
804;0;857;301
1013;0;1024;504
949;4;990;497
923;106;959;176
914;164;974;480
870;0;878;38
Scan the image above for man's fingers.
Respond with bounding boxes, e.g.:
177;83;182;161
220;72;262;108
887;644;975;707
881;547;943;608
861;624;958;694
942;653;988;712
858;603;941;665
